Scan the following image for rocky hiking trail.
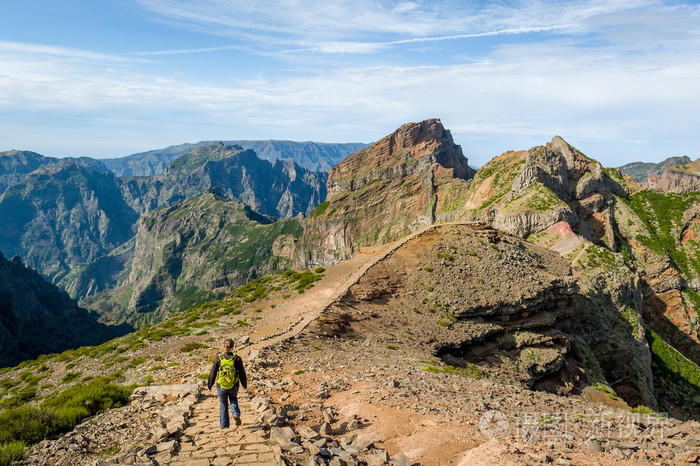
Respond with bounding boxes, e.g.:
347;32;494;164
18;222;700;465
174;390;276;465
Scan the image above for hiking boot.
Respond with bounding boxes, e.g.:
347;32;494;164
234;415;242;427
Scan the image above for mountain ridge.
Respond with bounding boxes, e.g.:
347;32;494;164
102;140;368;175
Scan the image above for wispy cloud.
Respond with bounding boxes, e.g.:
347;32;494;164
0;41;131;62
134;0;664;47
129;44;248;56
280;25;572;54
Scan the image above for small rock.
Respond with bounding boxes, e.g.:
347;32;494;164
298;425;322;441
353;437;378;450
586;440;604;453
270;426;296;444
667;426;685;438
319;422;332;436
390;452;411;466
678;449;700;463
341;433;358;446
280;441;304;454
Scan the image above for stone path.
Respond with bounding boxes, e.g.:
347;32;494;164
172;390;280;466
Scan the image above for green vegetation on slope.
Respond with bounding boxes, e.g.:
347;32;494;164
625;190;700;277
0;379;133;464
0;264;326;462
647;329;700;415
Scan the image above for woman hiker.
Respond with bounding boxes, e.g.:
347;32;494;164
207;338;248;428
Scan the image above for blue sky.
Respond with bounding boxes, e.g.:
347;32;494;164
1;0;699;167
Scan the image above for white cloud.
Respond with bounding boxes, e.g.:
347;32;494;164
2;1;700;166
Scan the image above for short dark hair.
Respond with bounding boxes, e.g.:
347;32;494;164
223;338;234;350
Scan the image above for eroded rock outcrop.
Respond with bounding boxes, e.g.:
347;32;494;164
645;158;700;193
300;119;474;266
460;136;627;242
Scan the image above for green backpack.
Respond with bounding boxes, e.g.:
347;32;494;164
217;354;238;389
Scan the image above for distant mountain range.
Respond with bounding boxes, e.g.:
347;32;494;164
102;140;368;175
618;156;692;183
0;144;326;285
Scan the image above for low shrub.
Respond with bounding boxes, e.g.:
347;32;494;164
0;441;25;466
180;342;207;353
0;379;133;448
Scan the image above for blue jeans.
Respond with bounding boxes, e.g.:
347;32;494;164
217;384;240;428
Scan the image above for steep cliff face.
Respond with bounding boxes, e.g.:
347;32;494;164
120;144;327;218
644;159;700;193
0;252;128;367
300;119;474;265
85;190;303;326
0;159;139;282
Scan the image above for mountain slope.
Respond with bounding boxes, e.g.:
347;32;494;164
0;252;128;368
120;143;327;218
82;190;304;326
643;158;700;193
619;156;692;183
300;118;475;266
103;140;367;175
0;159;139;282
4;222;699;466
460;136;700;417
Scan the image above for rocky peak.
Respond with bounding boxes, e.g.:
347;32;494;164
327;118;474;195
514;136;627;202
300;120;474;266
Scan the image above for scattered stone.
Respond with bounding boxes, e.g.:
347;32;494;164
319;422;332;436
586;440;604;453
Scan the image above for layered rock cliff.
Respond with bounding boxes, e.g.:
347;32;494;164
619;156;692;184
644;158;700;193
0;252;128;367
300;119;475;265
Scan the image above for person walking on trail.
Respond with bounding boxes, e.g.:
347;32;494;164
207;338;248;429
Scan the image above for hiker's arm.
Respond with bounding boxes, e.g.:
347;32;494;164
236;356;247;389
207;357;219;390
